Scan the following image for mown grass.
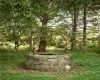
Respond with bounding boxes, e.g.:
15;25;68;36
0;49;100;80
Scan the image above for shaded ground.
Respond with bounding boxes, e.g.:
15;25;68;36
8;64;83;77
0;49;100;80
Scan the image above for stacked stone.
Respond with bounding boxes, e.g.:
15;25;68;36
25;53;72;72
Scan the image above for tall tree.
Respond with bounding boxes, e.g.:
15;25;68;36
38;13;48;52
31;0;59;52
71;5;78;50
83;5;87;51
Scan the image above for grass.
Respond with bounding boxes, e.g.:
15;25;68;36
0;49;100;80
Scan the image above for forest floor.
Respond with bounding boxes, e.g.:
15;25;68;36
0;49;100;80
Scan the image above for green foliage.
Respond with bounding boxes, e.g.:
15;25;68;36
0;0;100;51
79;0;95;4
88;47;100;53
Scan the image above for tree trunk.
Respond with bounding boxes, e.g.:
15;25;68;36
38;13;48;52
29;32;32;50
83;5;87;51
14;40;19;50
71;6;78;51
29;32;35;52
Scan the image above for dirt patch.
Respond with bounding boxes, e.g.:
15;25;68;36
8;65;86;77
8;66;60;76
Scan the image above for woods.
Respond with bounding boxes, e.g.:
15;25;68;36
0;0;100;80
0;0;100;52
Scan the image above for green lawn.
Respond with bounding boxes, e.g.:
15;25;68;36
0;49;100;80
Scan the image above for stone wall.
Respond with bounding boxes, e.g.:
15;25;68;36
25;54;73;72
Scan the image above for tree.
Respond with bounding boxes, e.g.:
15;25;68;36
38;13;48;52
71;5;78;50
30;0;59;52
83;5;87;51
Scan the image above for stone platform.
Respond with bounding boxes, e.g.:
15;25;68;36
25;53;73;72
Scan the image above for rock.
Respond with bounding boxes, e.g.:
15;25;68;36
25;53;73;72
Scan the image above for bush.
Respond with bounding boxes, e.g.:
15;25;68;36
88;47;100;54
